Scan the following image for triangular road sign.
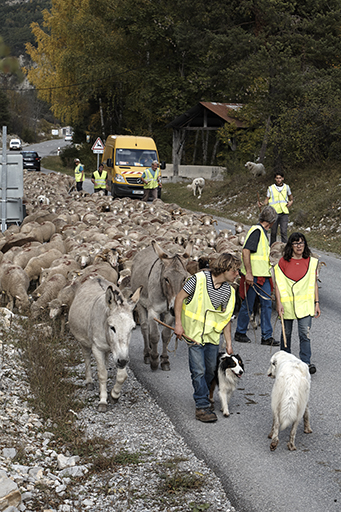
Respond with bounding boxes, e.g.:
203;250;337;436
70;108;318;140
91;137;105;151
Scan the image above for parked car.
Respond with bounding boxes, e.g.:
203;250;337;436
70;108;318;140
65;134;73;142
9;138;22;151
21;151;41;171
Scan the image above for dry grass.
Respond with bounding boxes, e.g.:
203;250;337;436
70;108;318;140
162;160;341;255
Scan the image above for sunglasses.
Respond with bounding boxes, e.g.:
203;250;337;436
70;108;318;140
292;241;305;246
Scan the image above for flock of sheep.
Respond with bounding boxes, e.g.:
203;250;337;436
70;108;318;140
0;168;318;336
0;170;250;331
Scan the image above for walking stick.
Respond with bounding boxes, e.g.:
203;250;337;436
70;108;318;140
153;318;201;345
257;192;262;212
279;312;287;348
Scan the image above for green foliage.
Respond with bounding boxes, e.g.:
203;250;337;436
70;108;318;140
0;89;10;126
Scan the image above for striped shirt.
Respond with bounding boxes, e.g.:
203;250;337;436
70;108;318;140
183;270;232;310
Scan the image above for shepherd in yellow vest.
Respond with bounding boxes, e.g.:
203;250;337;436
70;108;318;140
258;172;293;245
234;205;280;346
174;253;241;423
91;163;108;195
274;232;320;375
141;160;161;202
74;158;85;191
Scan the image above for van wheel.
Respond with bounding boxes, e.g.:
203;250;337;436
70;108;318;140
111;183;116;198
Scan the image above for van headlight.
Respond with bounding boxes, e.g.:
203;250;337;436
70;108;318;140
115;174;125;183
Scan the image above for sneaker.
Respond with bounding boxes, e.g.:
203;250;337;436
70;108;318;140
261;337;280;346
234;332;251;343
308;364;316;374
195;408;217;423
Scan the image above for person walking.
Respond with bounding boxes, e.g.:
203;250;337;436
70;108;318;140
234;205;280;346
91;163;108;195
74;158;85;191
141;160;161;202
258;172;293;245
274;232;320;374
174;253;241;423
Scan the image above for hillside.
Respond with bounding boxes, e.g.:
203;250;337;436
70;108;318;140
160;162;341;256
0;0;50;56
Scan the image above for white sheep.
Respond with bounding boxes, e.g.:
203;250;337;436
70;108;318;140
245;161;266;177
186;177;205;198
0;263;30;313
31;273;68;319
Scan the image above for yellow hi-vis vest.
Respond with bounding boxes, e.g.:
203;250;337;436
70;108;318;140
240;225;271;277
75;163;84;182
274;257;318;319
93;170;107;189
181;271;235;345
143;167;159;189
268;184;289;214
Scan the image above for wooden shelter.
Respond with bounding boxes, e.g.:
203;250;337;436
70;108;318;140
166;102;245;175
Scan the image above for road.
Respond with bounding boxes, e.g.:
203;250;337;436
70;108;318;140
13;138;341;511
128;242;340;512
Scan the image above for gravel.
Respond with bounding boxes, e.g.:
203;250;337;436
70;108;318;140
0;311;236;512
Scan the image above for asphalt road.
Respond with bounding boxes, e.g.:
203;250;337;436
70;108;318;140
14;138;341;511
129;240;341;512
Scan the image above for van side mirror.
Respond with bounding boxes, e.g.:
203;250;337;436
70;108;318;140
106;158;113;168
160;161;166;170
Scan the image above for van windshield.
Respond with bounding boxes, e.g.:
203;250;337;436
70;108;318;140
115;149;157;167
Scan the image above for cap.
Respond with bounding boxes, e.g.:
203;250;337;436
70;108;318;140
74;158;80;163
152;160;159;165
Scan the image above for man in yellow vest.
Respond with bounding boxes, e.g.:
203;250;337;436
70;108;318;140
91;163;108;195
234;205;280;346
74;158;85;191
258;172;293;246
141;160;161;202
174;253;241;423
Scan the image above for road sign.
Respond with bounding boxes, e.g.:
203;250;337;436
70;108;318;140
91;137;104;154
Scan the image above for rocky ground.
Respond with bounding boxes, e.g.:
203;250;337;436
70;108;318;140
0;310;236;512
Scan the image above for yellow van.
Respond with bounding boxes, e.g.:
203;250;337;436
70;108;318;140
102;135;165;199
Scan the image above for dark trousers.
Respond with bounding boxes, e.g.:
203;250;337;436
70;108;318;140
270;213;288;246
142;188;158;202
76;181;83;191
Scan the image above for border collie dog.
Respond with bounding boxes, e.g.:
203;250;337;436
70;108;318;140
267;351;312;451
210;353;244;417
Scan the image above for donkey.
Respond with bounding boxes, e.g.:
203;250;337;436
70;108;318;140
69;277;142;412
131;240;193;371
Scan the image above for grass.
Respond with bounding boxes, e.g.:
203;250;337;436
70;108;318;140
43;153;341;254
161;160;341;256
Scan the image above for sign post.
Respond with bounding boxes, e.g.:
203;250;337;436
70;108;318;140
91;137;105;169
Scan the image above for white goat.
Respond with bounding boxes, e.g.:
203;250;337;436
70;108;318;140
187;178;205;199
245;161;266;177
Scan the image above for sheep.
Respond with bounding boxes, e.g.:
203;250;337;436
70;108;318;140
39;258;81;284
48;282;79;335
31;273;68;319
24;249;63;283
245;161;266;177
186;177;205;198
0;263;30;313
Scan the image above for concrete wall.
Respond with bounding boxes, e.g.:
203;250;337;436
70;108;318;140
162;164;226;180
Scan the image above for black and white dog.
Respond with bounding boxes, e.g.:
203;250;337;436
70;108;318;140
210;352;244;417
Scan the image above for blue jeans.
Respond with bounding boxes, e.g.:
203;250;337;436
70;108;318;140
236;277;273;340
280;316;312;365
188;343;219;409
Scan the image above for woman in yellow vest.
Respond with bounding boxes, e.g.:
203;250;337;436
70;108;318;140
174;253;241;423
141;160;161;202
275;232;320;374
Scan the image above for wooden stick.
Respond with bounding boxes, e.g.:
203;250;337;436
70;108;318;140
280;313;287;348
153;317;200;345
257;192;262;212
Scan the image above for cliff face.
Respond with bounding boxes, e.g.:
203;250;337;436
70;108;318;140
0;0;51;57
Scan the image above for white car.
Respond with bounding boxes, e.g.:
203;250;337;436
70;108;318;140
65;134;73;142
9;138;22;151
